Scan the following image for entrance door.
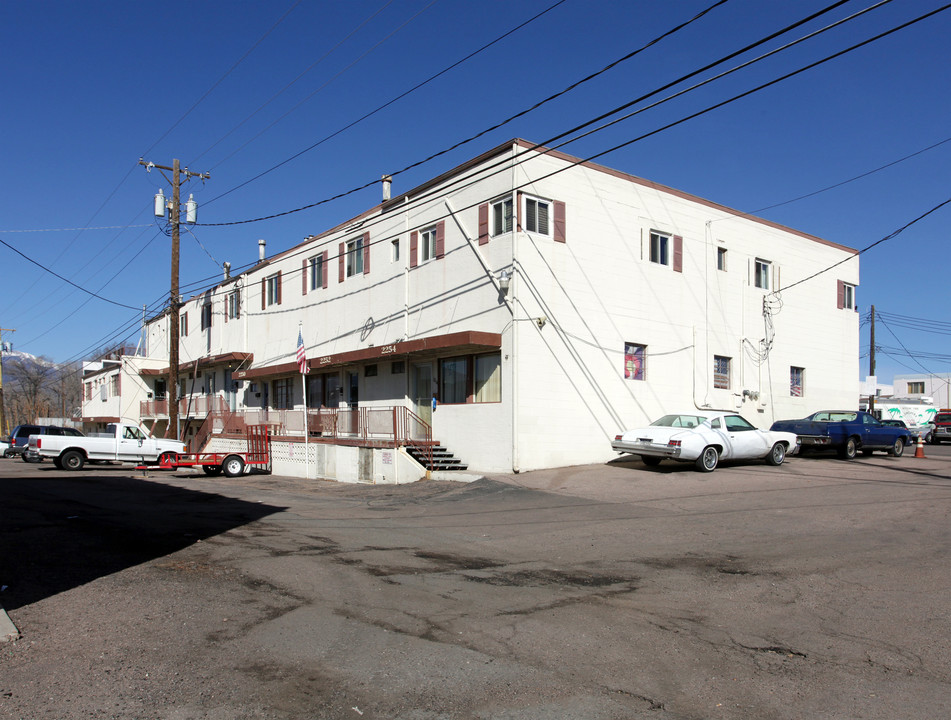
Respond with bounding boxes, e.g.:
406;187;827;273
347;371;359;434
412;363;434;428
224;370;236;412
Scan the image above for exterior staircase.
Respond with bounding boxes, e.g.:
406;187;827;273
406;443;468;471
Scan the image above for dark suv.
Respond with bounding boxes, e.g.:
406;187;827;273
5;424;83;460
932;412;951;444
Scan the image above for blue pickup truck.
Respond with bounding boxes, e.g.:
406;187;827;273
770;410;911;459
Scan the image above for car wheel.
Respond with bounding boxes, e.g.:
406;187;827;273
202;464;223;476
222;455;245;478
60;450;85;471
641;456;662;467
887;438;905;457
22;454;36;463
695;446;719;472
158;451;178;467
838;437;858;460
765;442;786;466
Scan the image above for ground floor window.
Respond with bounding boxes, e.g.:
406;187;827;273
790;366;804;397
273;378;293;409
438;352;502;404
624;343;646;380
714;355;731;390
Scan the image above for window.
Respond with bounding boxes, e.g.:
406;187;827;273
724;415;756;431
111;374;120;396
755;259;771;289
179;312;188;337
273;378;292;409
228;290;240;320
838;280;856;310
364;364;378;377
524;196;550;235
791;366;804;397
201;301;212;330
474;354;501;403
714;355;731;389
420;226;437;263
908;381;925;394
650;232;669;265
492;198;513;236
717;247;727;271
346;236;364;277
391;238;400;262
440;357;468;404
309;255;324;291
266;274;280;306
391;361;405;374
624;343;646;381
85;383;92;401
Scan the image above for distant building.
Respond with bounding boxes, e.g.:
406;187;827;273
128;139;860;480
892;373;951;409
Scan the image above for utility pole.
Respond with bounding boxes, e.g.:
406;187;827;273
0;328;15;437
869;305;876;416
139;159;209;440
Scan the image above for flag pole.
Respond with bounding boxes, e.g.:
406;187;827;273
298;322;310;481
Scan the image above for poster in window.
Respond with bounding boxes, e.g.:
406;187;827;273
624;343;645;380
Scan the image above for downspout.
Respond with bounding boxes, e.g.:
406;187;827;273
510;142;520;473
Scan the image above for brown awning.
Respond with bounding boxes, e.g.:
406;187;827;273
236;330;501;380
140;352;253;376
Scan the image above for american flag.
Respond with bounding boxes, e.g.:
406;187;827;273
297;328;308;375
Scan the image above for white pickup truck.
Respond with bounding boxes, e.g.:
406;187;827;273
31;422;187;471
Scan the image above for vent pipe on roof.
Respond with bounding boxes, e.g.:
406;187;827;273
223;262;231;281
258;238;266;262
382;174;392;202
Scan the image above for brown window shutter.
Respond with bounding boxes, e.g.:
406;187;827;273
322;250;329;288
363;232;370;274
410;231;418;268
673;235;683;273
261;278;266;310
435;221;445;259
554;201;566;243
224;300;228;324
277;271;282;305
478;203;489;245
302;259;308;295
339;242;345;283
837;280;844;309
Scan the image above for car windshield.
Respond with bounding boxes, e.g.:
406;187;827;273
651;414;706;429
935;414;951;423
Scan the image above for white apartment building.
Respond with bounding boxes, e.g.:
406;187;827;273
892;373;951;410
81;351;168;432
136;139;860;478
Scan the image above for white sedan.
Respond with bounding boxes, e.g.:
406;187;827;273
611;411;799;472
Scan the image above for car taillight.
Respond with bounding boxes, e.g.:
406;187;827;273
614;434;623;441
668;440;682;447
36;439;41;449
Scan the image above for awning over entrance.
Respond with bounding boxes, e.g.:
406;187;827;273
140;352;253;376
236;330;502;380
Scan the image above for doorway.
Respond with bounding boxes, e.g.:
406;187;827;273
412;363;434;427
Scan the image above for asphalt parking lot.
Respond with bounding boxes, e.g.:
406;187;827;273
2;448;950;719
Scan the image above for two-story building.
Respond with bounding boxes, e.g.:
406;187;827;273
135;139;860;480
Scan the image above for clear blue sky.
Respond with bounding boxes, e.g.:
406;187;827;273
2;0;950;386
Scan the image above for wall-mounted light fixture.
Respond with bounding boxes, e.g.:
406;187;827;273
498;269;512;295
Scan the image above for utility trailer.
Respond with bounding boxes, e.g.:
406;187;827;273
143;425;271;477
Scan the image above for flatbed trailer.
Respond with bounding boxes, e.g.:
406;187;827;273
141;425;271;477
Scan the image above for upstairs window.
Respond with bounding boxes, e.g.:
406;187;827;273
309;255;324;291
179;312;188;337
650;232;669;266
717;247;727;271
420;226;437;263
228;290;240;320
492;198;513;236
201;301;212;330
908;381;925;394
624;343;646;381
837;280;856;310
391;238;400;262
265;273;281;307
346;236;364;277
524;196;550;235
755;259;771;289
